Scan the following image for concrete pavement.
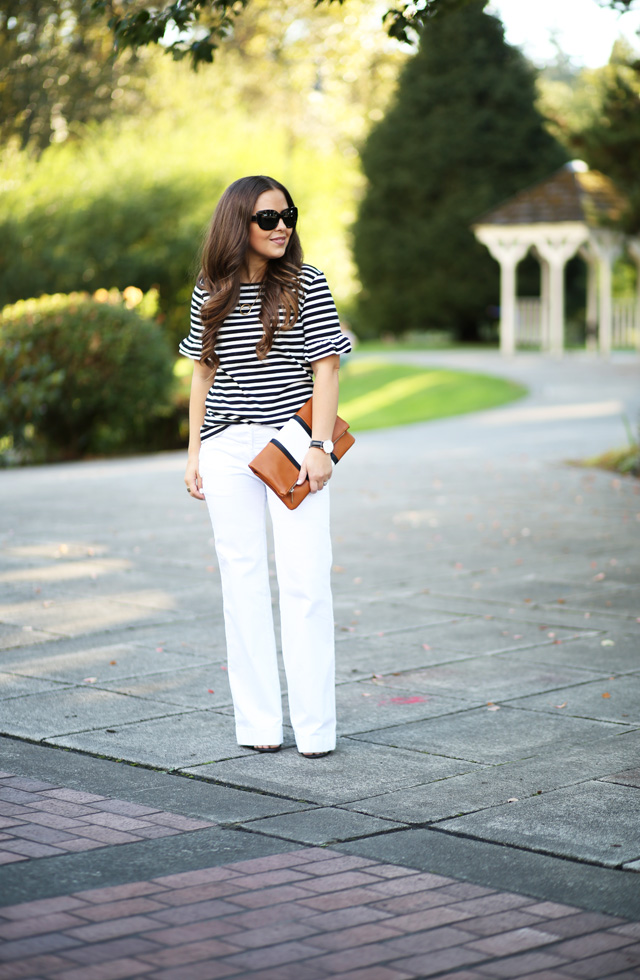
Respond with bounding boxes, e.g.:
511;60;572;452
0;350;639;978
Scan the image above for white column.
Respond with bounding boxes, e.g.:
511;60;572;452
628;239;640;353
535;237;585;357
580;245;598;352
474;234;529;355
540;258;550;352
590;231;623;357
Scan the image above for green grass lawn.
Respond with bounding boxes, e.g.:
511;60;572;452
338;358;526;431
174;354;527;432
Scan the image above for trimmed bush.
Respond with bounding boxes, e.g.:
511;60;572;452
0;288;176;464
0;177;212;353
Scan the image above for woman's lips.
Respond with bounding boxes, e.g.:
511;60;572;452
271;237;286;245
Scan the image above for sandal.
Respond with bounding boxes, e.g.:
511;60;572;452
300;751;332;758
251;745;281;753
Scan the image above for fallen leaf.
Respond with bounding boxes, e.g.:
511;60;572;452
207;689;214;694
373;673;384;679
156;647;164;653
602;692;611;699
555;702;567;709
389;696;427;705
507;798;519;803
109;660;117;666
422;643;431;650
487;702;500;711
601;639;614;647
83;677;97;683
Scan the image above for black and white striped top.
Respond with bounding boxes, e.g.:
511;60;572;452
179;264;352;442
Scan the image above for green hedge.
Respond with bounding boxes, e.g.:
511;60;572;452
0;288;178;464
0;176;217;352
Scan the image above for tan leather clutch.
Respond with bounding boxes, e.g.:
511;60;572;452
248;397;355;509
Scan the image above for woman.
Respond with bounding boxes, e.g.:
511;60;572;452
180;175;351;758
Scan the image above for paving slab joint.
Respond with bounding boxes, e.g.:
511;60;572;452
227;816;413;847
427;822;640;874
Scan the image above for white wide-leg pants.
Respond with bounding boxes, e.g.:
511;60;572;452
199;424;336;754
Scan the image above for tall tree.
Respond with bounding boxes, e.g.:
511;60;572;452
0;0;145;153
572;43;640;233
352;0;567;341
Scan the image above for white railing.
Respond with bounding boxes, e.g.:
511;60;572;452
515;297;638;349
612;299;639;349
515;298;541;345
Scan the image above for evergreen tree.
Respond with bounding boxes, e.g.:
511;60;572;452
573;44;640;234
353;0;567;340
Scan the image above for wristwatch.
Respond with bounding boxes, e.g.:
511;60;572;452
310;439;334;454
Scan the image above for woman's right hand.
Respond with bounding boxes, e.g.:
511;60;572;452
185;453;205;500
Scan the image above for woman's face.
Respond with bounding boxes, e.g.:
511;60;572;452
245;189;293;272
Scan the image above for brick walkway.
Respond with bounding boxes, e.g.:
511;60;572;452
1;846;639;979
0;773;212;865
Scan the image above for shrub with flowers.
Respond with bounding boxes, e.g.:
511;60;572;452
0;287;175;464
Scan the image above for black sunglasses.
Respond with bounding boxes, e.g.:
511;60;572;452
250;207;298;231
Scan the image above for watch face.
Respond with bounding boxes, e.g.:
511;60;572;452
322;440;334;454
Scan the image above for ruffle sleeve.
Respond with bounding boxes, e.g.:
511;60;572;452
178;285;206;360
301;267;352;363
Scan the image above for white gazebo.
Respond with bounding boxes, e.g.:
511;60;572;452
473;161;640;356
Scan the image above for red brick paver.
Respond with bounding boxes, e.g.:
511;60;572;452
0;774;213;863
1;843;639;978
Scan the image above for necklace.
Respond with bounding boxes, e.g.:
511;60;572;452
239;282;262;316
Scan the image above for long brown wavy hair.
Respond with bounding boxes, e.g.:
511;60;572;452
199;175;303;370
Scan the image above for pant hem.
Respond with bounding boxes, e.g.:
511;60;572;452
237;730;283;746
294;738;336;754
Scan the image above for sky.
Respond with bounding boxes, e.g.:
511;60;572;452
487;0;640;67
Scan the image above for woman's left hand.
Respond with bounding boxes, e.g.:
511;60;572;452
297;448;332;493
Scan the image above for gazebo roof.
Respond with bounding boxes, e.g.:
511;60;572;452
474;163;625;228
